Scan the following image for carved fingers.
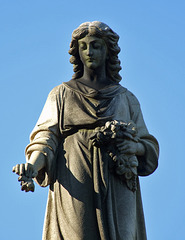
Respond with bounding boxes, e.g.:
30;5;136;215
117;140;139;155
12;163;38;178
12;163;38;192
117;140;145;156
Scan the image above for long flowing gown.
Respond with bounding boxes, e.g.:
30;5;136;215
25;80;159;240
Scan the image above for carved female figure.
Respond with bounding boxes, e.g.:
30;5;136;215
13;21;159;240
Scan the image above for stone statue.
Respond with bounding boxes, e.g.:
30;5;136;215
13;21;159;240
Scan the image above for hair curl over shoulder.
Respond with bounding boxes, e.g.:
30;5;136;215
68;21;122;83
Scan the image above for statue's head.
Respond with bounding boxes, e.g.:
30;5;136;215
69;21;122;83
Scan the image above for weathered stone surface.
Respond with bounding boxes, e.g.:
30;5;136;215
13;21;159;240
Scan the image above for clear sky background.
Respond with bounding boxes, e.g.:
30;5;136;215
1;1;185;239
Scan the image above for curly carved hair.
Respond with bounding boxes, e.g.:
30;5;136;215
68;21;122;83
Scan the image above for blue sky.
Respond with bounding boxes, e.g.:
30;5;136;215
1;1;185;239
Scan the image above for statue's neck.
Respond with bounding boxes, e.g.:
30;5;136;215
80;65;111;90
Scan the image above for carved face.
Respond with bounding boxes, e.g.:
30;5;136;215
78;35;107;70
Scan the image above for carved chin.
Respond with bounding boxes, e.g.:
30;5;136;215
86;62;97;69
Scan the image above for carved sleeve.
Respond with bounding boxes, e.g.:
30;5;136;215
126;91;159;176
25;85;62;186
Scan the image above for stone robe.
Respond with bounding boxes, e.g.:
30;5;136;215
26;80;159;240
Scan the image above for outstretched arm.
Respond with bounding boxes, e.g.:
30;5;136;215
13;86;62;190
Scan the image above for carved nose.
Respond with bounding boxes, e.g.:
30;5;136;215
87;46;93;56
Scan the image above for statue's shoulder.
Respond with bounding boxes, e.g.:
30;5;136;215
124;88;140;106
45;84;66;103
48;83;67;96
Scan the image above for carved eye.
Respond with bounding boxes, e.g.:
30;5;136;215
93;42;101;49
79;43;87;50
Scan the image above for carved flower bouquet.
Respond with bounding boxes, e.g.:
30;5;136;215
90;120;139;192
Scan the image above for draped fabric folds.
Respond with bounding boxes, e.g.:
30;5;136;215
26;80;159;240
